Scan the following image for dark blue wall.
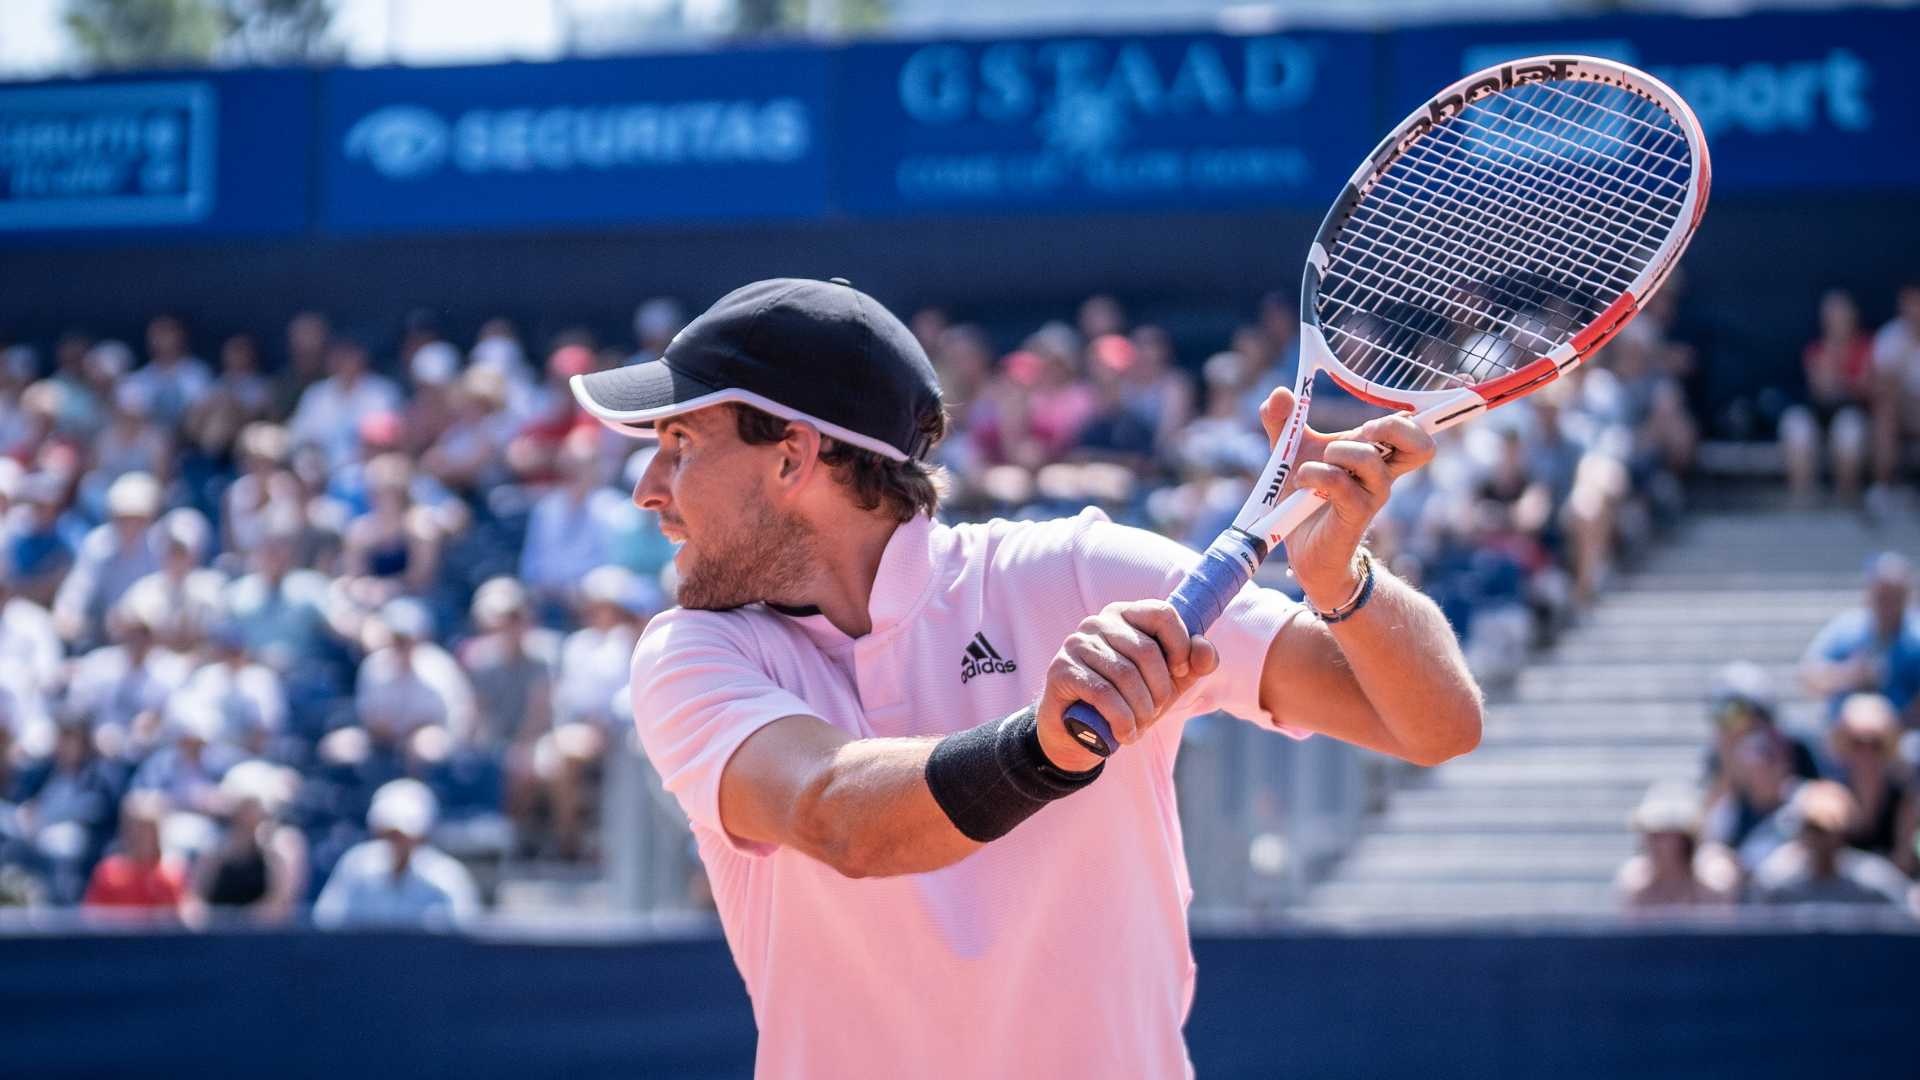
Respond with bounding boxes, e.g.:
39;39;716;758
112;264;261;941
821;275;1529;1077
2;928;1913;1079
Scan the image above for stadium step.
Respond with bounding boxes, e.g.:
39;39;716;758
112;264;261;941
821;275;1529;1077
1292;502;1920;921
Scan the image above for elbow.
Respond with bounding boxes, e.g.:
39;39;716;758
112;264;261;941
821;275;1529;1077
790;766;883;880
1404;698;1484;768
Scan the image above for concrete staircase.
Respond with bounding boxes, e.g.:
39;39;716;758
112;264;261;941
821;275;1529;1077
1295;503;1920;922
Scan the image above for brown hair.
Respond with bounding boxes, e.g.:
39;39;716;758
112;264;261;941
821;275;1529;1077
730;404;944;522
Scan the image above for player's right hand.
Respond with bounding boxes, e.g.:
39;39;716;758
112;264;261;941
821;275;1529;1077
1035;600;1220;771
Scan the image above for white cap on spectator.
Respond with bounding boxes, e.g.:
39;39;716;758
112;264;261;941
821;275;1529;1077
1710;660;1774;713
168;696;224;743
472;576;529;628
106;471;162;518
368;778;437;838
381;597;433;641
85;340;134;379
221;759;297;816
468;337;527;381
411;340;460;386
117;585;171;631
1630;783;1701;836
157;507;211;560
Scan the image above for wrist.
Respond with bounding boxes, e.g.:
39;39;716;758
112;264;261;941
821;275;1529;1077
1296;548;1369;608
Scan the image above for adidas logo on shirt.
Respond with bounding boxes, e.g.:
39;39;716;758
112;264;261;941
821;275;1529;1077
960;631;1018;684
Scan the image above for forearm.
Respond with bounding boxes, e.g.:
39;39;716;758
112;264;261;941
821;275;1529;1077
793;736;982;878
1300;560;1483;766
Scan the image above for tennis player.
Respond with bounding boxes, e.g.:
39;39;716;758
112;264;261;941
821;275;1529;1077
573;278;1483;1078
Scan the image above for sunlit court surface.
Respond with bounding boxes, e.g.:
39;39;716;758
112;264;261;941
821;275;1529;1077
2;2;1918;1077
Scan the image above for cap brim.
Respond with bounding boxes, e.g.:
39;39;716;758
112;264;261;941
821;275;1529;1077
570;362;911;462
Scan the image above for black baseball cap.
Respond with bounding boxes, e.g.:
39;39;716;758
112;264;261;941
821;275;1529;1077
572;278;942;462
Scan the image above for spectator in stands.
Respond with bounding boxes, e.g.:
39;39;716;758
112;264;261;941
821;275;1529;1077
422;367;515;497
184;333;273;462
53;471;163;649
6;717;122;905
130;699;239;821
1126;323;1195;458
402;340;461;455
4;471;75;608
1869;280;1920;509
125;314;211;430
1825;694;1917;869
224;514;335;677
545;565;650;860
1704;730;1805;874
184;760;306;926
122;508;225;655
0;551;63;702
312;778;478;930
65;591;189;746
183;623;288;757
354;598;476;746
272;311;332;420
221;424;304;558
290;334;401;470
1781;290;1873;504
519;430;630;616
1077;293;1127;342
79;379;172;515
340;453;446;609
1702;662;1819;803
457;578;556;845
1750;780;1911;908
82;791;185;917
1801;553;1920;724
631;297;685;367
506;343;596;484
469;318;536;396
1616;782;1736;909
1075;334;1159;470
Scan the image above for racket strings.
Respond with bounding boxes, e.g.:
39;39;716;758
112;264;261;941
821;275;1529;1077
1319;75;1691;395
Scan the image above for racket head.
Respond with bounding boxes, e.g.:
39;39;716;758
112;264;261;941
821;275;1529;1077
1299;56;1711;428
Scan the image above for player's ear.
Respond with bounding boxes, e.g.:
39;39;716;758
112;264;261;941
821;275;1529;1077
773;421;824;489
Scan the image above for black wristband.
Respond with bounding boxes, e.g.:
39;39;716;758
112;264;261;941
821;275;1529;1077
925;705;1104;843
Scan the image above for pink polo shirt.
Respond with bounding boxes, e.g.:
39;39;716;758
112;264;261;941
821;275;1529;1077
630;508;1307;1079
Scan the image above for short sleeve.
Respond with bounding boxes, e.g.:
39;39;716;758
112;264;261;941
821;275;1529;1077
1062;509;1309;737
1804;611;1858;665
629;609;824;856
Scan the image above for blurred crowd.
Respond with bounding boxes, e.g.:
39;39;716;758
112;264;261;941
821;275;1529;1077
1618;554;1920;913
1775;280;1920;511
0;282;1706;926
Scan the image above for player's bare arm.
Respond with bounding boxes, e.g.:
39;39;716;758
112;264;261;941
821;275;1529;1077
721;603;1222;876
1252;387;1484;767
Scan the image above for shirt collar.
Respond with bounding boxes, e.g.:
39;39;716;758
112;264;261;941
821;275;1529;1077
773;513;939;649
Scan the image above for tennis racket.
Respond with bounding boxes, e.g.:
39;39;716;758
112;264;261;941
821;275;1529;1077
1063;55;1711;757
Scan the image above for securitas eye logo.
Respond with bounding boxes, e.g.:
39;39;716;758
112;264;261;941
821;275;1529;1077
345;105;449;179
960;632;1017;684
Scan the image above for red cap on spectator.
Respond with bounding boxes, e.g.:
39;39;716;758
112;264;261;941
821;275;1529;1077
549;345;595;378
1089;334;1137;375
359;410;403;449
1002;350;1044;387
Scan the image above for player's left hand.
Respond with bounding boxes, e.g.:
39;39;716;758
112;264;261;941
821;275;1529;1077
1258;387;1434;605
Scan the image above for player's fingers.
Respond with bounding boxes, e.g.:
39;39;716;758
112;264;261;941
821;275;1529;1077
1356;413;1436;474
1169;634;1221;699
1067;634;1160;731
1114;601;1193;679
1042;653;1139;745
1294;460;1373;521
1098;620;1179;712
1257;387;1295;445
1320;439;1394;500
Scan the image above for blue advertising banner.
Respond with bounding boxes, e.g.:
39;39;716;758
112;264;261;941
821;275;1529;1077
0;69;311;238
1382;8;1920;194
834;31;1378;216
321;49;830;233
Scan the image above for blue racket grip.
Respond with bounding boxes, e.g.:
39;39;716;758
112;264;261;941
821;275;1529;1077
1061;531;1266;758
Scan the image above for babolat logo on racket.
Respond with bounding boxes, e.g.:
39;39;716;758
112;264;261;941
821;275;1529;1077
961;632;1017;684
1393;57;1578;155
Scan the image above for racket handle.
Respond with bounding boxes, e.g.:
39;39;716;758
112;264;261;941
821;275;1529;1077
1060;532;1264;758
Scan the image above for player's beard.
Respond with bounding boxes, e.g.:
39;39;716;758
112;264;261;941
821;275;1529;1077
673;491;819;613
